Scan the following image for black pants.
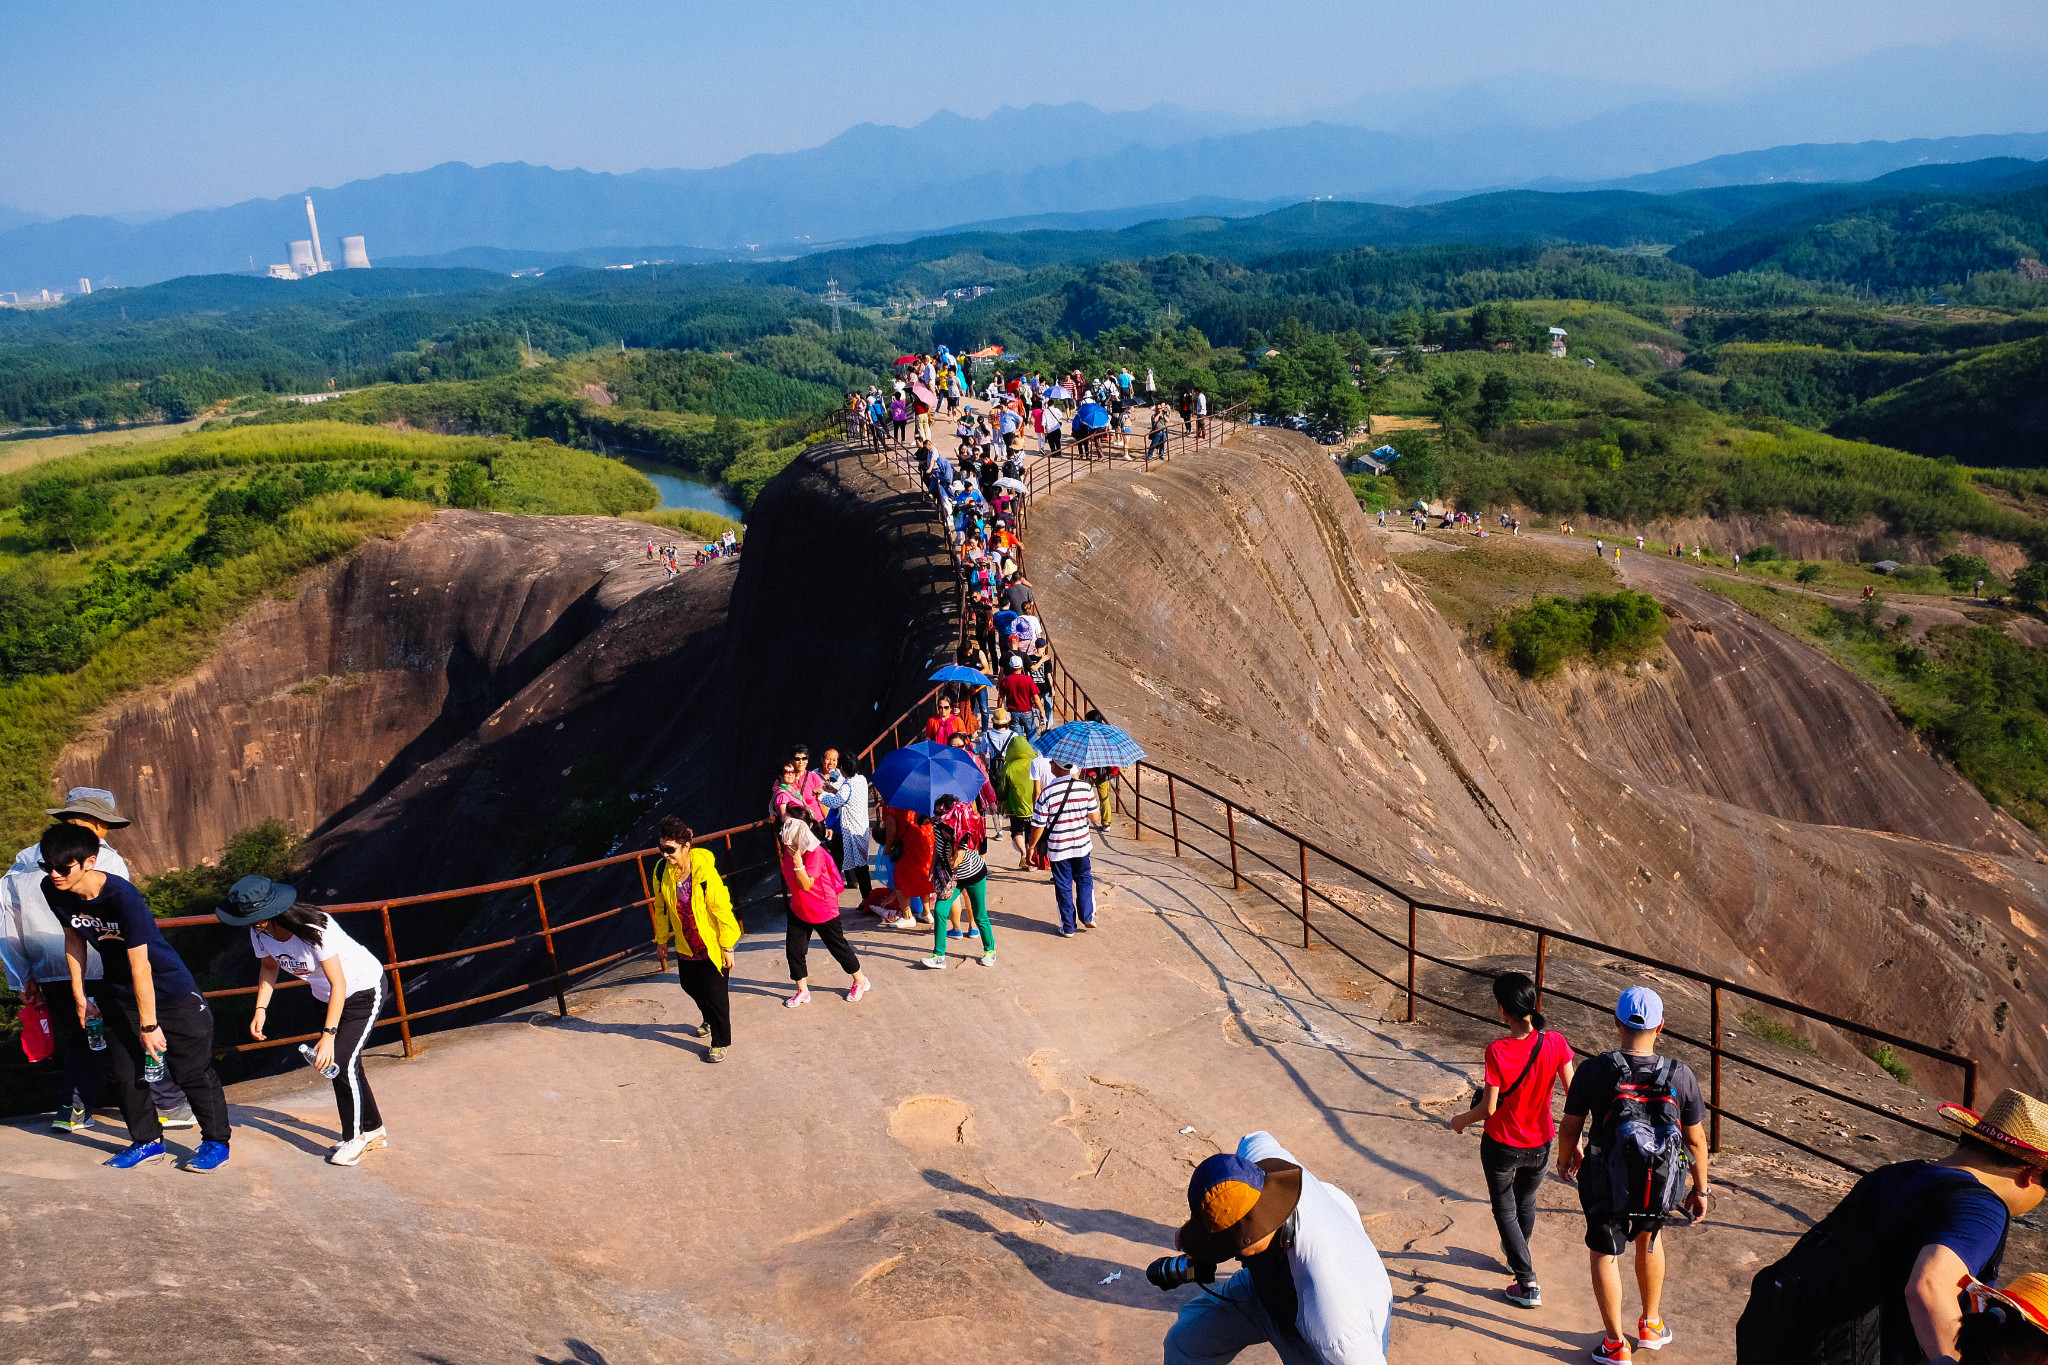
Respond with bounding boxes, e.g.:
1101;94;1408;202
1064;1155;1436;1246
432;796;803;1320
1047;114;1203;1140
850;865;872;899
1481;1135;1550;1283
104;989;231;1146
786;914;860;982
43;977;103;1114
676;956;732;1047
331;984;384;1140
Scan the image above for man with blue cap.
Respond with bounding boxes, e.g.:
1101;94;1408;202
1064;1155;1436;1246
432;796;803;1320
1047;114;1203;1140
1558;986;1713;1364
1157;1130;1392;1364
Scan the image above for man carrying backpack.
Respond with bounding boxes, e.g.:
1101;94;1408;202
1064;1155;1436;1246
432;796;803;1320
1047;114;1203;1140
1557;986;1711;1364
1735;1086;2048;1365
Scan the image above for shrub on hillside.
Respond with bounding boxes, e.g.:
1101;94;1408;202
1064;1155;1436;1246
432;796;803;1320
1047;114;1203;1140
1492;589;1668;680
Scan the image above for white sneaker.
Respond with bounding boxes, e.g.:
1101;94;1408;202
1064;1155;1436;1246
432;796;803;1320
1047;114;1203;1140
920;955;949;970
979;953;997;967
329;1127;388;1167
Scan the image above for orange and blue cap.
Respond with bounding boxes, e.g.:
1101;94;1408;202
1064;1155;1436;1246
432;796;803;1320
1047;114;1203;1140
1178;1152;1303;1263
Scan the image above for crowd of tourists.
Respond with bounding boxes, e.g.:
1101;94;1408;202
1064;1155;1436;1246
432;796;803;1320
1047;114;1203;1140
6;364;2047;1365
643;530;740;576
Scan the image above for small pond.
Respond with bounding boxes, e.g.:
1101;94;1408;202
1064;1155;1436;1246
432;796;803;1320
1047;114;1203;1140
624;457;745;522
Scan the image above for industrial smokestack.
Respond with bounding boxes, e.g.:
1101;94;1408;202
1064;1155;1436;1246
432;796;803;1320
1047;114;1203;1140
289;240;315;273
303;196;329;272
77;278;92;295
341;236;371;269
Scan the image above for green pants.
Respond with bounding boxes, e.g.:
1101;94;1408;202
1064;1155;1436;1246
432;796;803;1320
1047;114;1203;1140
935;875;993;956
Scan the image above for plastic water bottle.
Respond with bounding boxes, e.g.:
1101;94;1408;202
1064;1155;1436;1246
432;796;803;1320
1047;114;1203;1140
142;1050;166;1083
299;1043;340;1079
84;1001;106;1052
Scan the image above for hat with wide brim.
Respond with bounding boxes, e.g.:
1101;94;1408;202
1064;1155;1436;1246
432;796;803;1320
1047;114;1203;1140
1177;1157;1303;1263
215;874;299;927
1938;1088;2048;1167
47;788;130;828
1968;1274;2048;1334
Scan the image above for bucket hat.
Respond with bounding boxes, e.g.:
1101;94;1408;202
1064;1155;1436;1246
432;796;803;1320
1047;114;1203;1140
1938;1089;2048;1167
215;875;298;927
47;787;129;829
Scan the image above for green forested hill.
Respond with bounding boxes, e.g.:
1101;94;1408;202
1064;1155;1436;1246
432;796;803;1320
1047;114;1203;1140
1830;335;2048;464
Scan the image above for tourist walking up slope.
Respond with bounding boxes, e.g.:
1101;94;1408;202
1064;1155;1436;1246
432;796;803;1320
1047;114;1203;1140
778;810;869;1008
1450;971;1577;1309
921;794;994;970
1558;986;1711;1363
46;822;232;1171
648;818;739;1063
217;876;392;1163
1030;759;1100;936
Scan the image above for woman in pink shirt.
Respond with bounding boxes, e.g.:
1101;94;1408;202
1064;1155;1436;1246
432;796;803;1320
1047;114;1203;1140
777;811;869;1008
1451;971;1577;1309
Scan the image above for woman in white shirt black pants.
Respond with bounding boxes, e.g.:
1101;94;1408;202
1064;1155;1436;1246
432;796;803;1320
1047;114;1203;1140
216;875;389;1166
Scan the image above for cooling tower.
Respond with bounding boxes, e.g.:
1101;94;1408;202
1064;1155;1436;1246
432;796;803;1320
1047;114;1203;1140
341;236;371;269
289;240;315;272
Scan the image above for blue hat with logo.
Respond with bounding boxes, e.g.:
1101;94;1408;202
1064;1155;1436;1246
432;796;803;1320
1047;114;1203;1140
1616;986;1664;1030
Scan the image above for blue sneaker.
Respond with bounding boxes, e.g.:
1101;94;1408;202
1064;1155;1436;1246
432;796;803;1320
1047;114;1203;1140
185;1140;231;1173
105;1139;168;1169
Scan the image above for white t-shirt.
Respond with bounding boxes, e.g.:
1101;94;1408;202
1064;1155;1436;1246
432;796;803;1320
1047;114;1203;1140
250;917;384;1003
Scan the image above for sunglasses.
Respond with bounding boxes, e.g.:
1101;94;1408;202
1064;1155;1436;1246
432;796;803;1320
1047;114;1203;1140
39;859;83;876
658;843;684;856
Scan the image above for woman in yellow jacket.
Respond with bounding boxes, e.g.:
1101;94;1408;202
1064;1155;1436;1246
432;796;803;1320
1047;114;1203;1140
650;817;740;1062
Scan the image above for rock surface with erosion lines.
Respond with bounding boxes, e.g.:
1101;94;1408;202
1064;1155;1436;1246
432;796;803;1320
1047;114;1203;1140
1032;427;2048;1090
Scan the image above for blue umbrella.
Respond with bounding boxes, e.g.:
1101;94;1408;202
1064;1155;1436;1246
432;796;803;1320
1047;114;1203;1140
870;741;988;815
1076;400;1111;429
1036;721;1146;769
929;665;992;686
1045;385;1072;400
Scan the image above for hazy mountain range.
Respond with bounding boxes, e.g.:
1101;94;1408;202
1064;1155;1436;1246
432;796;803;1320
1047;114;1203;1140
3;41;2047;295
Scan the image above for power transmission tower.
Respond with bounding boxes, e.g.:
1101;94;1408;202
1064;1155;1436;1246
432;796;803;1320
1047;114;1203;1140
823;278;849;333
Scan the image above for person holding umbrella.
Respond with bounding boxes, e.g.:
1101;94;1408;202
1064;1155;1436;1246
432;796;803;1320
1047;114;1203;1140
1031;721;1148;935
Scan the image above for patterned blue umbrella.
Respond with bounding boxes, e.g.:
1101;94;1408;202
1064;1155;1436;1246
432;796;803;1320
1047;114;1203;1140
929;665;992;686
1076;401;1111;429
1035;721;1145;769
870;741;988;815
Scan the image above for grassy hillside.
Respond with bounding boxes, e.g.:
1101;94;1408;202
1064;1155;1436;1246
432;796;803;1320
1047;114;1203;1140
1829;335;2048;466
0;422;654;849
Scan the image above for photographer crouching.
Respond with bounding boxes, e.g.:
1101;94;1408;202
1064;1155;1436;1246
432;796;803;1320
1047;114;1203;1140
1153;1131;1393;1365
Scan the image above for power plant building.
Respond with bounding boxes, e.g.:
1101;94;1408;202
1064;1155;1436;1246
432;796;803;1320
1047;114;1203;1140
266;196;368;278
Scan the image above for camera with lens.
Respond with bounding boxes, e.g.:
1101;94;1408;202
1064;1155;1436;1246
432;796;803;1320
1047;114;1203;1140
1146;1255;1218;1291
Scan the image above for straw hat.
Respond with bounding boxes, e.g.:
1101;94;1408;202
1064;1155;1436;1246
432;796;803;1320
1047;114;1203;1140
1938;1089;2048;1166
1968;1274;2048;1334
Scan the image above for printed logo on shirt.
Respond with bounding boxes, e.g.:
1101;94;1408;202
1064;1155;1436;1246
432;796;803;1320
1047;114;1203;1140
68;913;123;943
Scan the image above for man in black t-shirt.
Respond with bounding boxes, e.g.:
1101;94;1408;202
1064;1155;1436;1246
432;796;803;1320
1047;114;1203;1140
1736;1087;2048;1365
49;822;232;1171
1558;986;1711;1364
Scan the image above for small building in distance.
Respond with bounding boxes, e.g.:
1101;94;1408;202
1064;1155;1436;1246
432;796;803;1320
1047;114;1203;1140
1548;326;1568;358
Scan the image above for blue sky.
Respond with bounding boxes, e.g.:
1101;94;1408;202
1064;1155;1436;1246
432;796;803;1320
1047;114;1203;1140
2;0;2043;216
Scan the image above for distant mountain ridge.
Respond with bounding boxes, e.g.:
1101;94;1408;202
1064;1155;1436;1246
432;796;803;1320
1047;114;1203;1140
4;93;2048;295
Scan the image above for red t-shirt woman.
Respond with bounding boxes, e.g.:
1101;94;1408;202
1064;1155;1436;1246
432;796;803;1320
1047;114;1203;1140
1450;972;1576;1307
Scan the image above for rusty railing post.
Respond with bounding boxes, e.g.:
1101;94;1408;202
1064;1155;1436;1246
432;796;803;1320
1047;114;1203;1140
1168;774;1180;857
379;903;414;1058
1226;802;1240;890
1533;930;1548;1010
1132;764;1143;840
1710;985;1723;1153
1405;901;1418;1023
637;854;666;970
532;880;569;1018
1299;838;1310;950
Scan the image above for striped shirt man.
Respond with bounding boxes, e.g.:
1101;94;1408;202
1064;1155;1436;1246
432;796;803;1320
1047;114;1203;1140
1031;772;1100;862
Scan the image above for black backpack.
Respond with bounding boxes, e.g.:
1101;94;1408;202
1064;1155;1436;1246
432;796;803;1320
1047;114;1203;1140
1735;1165;2009;1365
1584;1052;1686;1224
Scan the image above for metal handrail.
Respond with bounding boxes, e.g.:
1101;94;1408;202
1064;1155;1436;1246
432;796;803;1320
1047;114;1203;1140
974;405;1974;1177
